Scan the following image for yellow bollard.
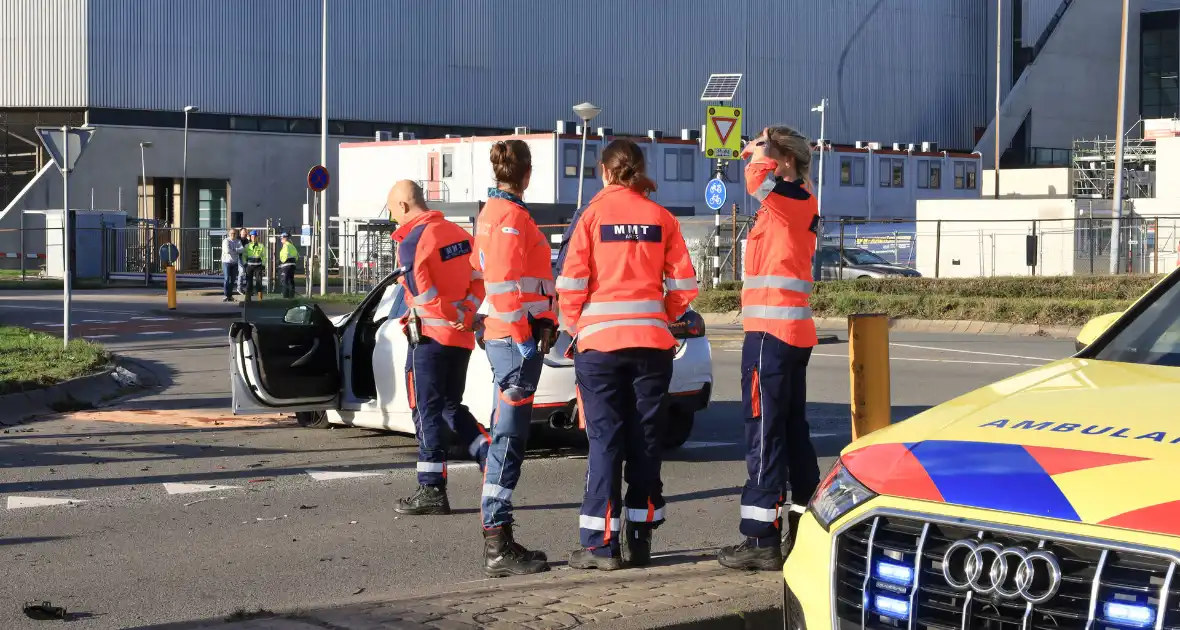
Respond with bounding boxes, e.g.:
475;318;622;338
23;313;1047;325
848;313;891;440
166;265;177;310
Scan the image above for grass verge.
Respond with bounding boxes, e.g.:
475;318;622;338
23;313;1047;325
713;274;1164;300
693;289;1132;326
0;327;111;395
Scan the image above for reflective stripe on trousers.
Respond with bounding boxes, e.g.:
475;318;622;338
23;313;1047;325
740;504;779;522
742;274;812;294
578;515;621;531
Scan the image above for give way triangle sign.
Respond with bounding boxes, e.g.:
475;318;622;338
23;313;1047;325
711;117;737;145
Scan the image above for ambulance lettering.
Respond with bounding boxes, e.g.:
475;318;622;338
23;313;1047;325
979;418;1176;443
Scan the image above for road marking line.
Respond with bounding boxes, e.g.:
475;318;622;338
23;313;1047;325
0;305;142;315
163;483;241;495
137;331;173;336
84;335;117;340
812;352;1042;367
7;496;87;509
725;348;1043;367
681;441;735;449
132;317;174;321
307;470;385;481
32;323;63;327
889;342;1057;362
192;328;223;332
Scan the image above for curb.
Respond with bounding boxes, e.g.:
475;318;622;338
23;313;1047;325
700;312;1083;340
0;359;152;427
135;558;782;630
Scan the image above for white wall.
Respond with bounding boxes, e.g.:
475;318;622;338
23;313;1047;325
915;198;1088;277
981;168;1072;197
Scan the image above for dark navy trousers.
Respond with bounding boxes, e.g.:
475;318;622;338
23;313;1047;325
405;338;489;487
739;332;819;543
575;347;674;558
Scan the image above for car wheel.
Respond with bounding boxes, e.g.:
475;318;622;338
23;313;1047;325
662;410;695;450
857;275;871;280
295;410;331;429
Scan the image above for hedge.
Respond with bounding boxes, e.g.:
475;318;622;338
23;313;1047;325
692;275;1157;326
707;275;1163;301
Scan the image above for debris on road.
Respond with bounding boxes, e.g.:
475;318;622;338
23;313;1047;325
299;505;317;510
252;515;288;523
352;588;365;595
23;601;68;620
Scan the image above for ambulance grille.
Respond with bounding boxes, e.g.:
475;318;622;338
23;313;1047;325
833;515;1180;630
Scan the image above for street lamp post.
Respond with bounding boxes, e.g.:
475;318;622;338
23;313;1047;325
319;0;329;295
572;102;602;209
1110;0;1131;274
139;141;153;285
994;0;1002;199
139;142;152;220
181;105;198;270
811;99;827;280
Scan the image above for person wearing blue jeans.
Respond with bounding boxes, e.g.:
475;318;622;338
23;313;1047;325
480;332;549;577
220;231;243;302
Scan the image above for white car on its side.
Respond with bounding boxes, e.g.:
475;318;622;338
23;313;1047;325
228;269;714;449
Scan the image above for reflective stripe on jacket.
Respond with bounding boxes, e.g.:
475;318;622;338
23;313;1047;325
392;210;485;350
245;242;266;265
472;190;555;344
556;185;699;353
279;242;299;264
741;158;818;348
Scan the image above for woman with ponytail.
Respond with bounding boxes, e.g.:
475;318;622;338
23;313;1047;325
556;138;699;569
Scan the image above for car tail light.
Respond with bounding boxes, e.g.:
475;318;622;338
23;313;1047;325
669;311;706;339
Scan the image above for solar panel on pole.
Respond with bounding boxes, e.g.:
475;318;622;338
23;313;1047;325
700;73;743;102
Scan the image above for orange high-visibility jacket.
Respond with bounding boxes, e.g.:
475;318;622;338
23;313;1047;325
741;157;818;348
472;190;556;344
392;210;485;350
556;185;699;353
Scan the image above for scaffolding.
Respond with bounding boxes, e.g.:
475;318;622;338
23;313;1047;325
1071;137;1156;199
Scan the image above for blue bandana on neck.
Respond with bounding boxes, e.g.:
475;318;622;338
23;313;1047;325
488;188;528;211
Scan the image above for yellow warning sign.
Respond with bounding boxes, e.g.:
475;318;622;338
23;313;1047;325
704;106;743;160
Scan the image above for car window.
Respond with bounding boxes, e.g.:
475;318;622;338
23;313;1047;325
1093;276;1180;366
844;248;889;265
818;248;841;266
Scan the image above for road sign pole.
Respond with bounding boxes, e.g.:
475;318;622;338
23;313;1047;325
813;99;827;282
61;126;71;346
320;0;329;296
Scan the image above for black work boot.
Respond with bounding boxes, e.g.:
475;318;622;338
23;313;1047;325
395;485;451;516
718;539;784;571
624;523;653;567
568;548;624;571
483;525;549;577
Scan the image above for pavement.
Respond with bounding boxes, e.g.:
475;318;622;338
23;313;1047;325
0;289;1078;629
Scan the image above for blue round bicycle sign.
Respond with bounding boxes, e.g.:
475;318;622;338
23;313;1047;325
159;243;179;266
705;177;726;211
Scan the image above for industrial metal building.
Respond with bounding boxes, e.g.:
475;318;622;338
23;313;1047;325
0;0;1172;271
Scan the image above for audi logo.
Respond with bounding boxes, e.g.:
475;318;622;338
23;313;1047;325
941;540;1062;604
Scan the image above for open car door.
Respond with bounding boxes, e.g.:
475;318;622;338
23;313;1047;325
230;303;341;414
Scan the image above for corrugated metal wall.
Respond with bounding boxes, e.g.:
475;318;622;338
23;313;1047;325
1022;0;1064;45
0;0;88;107
27;0;987;150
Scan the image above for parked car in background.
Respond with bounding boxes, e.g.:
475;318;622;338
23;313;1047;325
817;245;921;280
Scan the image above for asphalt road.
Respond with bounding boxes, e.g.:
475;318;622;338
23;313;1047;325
0;289;1077;629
